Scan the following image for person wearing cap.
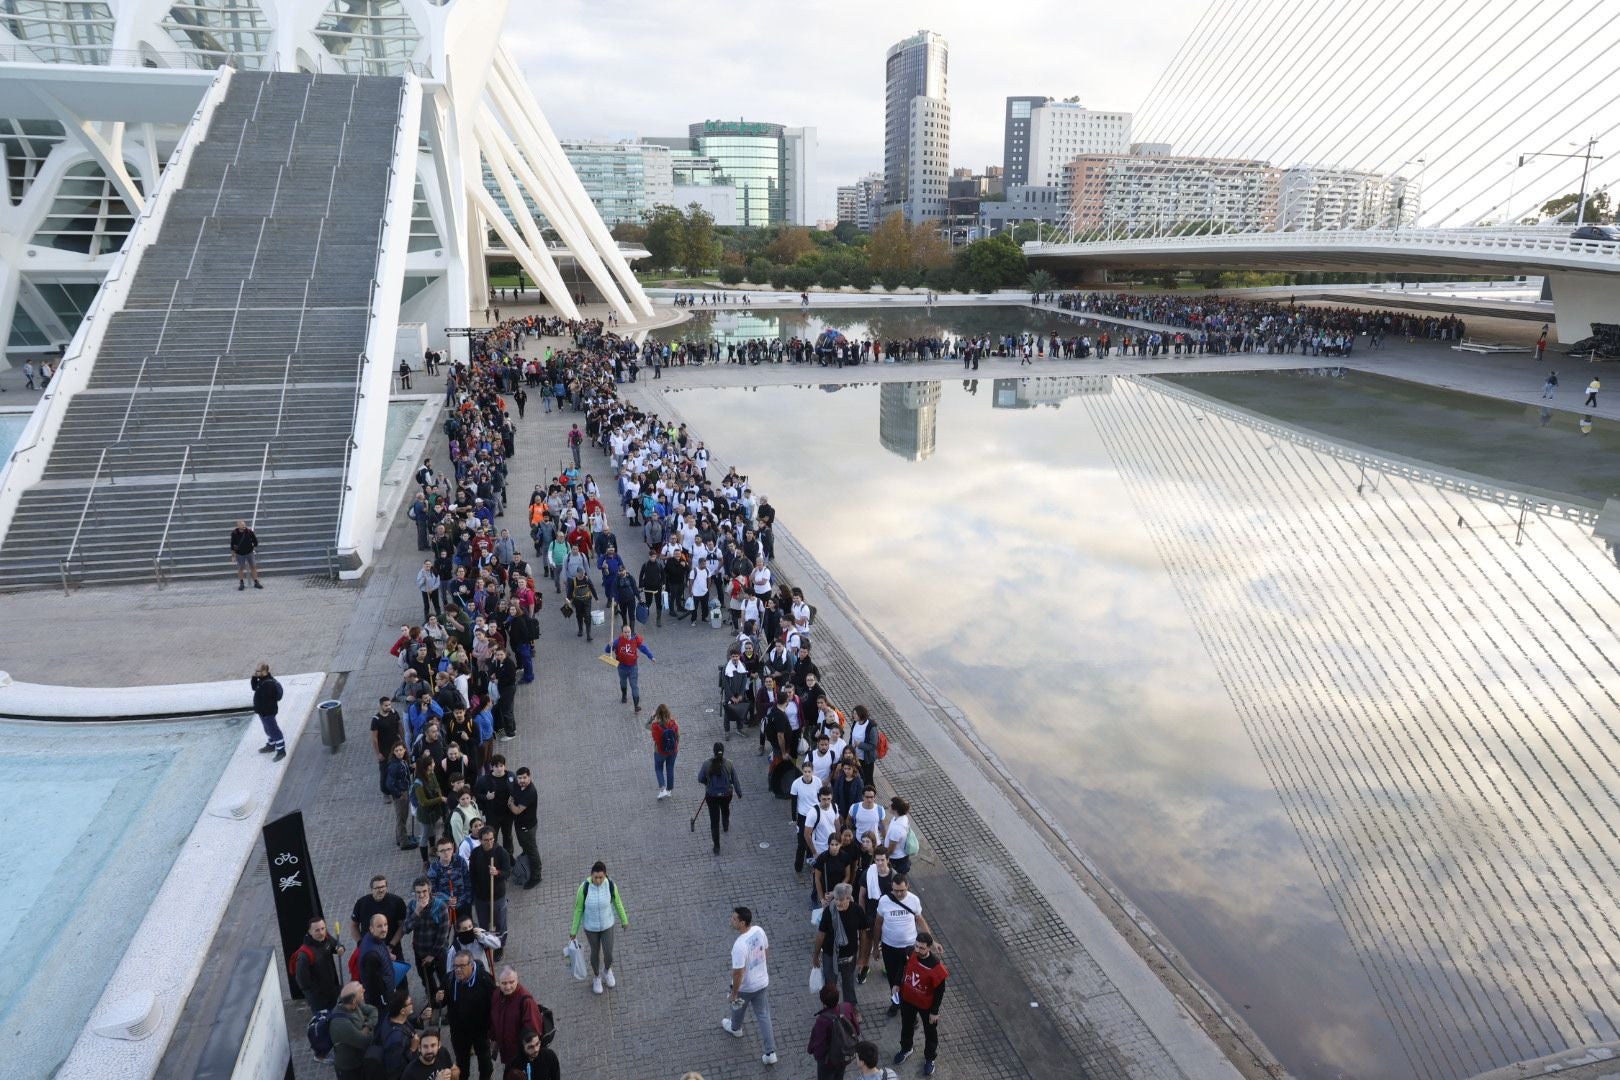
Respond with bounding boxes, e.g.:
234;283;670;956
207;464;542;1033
697;742;743;855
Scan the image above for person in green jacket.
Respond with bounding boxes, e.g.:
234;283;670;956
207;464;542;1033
328;981;377;1080
569;860;630;995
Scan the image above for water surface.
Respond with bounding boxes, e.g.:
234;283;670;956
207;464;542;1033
670;376;1620;1080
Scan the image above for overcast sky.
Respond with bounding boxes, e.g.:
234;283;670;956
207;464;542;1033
505;0;1620;228
506;0;1202;222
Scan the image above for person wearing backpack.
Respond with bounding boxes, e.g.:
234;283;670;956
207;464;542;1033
806;983;862;1079
697;742;743;854
569;861;630;994
648;704;680;799
329;982;378;1080
852;1039;899;1080
848;706;879;788
292;914;346;1013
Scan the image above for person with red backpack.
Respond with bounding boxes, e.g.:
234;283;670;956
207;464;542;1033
292;914;346;1013
807;983;861;1079
648;704;680;799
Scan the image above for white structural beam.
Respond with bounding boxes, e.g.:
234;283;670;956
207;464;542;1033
34;90;146;213
469;183;577;321
474;118;580;320
491;48;655;319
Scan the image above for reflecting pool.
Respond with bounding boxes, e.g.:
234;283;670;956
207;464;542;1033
670;376;1620;1080
0;412;28;462
0;714;247;1075
651;304;1102;347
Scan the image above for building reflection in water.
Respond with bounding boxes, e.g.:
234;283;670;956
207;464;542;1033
878;382;940;460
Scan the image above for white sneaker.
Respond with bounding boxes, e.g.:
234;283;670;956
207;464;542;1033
762;1052;778;1065
604;968;616;988
592;976;603;994
721;1018;743;1037
657;788;670;800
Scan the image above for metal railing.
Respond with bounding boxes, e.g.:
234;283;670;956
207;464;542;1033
0;42;236;71
151;445;191;588
1029;225;1620;263
60;447;110;593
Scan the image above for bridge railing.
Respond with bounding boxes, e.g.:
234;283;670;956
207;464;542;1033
1027;226;1620;260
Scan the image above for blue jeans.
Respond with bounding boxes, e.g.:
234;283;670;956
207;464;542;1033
542;394;552;412
654;752;676;790
728;987;775;1054
257;712;285;749
517;643;534;682
618;662;640;705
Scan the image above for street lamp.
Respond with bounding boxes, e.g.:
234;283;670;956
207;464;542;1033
1390;157;1424;231
1518;138;1602;224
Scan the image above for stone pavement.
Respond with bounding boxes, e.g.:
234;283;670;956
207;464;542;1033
162;341;1212;1080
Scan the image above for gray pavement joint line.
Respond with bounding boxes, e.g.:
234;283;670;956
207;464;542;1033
636;382;1250;1078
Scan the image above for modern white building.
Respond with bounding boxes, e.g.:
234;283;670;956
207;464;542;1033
0;0;653;357
1278;165;1421;231
882;29;949;225
672;182;737;226
1026;100;1131;188
1065;153;1281;236
836;171;884;231
557;140;673;225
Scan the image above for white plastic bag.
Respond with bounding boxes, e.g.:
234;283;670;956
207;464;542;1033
564;940;588;981
808;965;825;993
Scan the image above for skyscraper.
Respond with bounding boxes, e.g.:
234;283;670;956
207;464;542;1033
883;30;950;225
671;120;816;227
1003;96;1050;185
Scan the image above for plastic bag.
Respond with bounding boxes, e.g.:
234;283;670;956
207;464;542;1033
809;965;825;993
563;940;588;981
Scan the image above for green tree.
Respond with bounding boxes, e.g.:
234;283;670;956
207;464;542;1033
818;267;848;289
765;226;816;264
848;265;874;291
611;221;648;244
1026;269;1057;299
785;266;817;291
745;258;773;284
879;267;905;292
768;266;790;290
718;265;745;284
831;221;862;244
642;205;686;269
1540;190;1613;223
960;234;1027;291
681;203;722;272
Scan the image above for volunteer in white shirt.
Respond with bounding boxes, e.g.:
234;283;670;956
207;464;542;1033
874;876;930;1013
722;906;777;1064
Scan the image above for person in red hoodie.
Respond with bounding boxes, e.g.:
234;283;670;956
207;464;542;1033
806;983;861;1079
894;934;947;1077
488;967;542;1067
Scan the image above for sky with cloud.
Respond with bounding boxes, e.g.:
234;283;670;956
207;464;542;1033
505;0;1620;229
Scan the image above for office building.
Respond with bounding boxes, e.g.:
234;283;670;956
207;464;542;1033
883;30;950;225
879;381;940;461
1003;96;1050;185
1065;153;1280;235
1278;165;1421;230
836;171;885;231
558;141;674;226
1026;99;1132;187
673;120;815;228
979;184;1066;234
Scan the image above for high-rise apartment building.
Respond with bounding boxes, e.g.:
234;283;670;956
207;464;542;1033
1278;166;1421;230
883;30;950;225
1003;96;1050;185
836;171;885;230
557;141;674;226
1064;153;1280;235
1027;100;1132;187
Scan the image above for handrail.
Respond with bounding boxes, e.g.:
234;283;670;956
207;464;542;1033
195;355;223;440
114;355;151;443
60;447;109;593
249;441;272;528
1032;225;1620;261
151;445;191;588
274;353;293;435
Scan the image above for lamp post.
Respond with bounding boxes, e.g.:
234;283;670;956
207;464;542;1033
1390;157;1424;231
1518;139;1602;224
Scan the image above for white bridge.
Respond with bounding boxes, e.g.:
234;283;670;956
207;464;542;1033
1026;227;1620;342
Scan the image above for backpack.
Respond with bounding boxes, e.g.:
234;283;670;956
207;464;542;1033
539;1004;557;1047
287;943;316;982
704;761;733;798
510;853;532;889
904;826;920;857
659;725;677;756
306;1009;333;1059
822;1010;859;1068
875;730;890;760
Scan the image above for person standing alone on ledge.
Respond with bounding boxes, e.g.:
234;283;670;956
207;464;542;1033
231;519;262;590
251;662;286;761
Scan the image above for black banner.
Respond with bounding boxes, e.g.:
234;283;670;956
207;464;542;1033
262;811;323;1000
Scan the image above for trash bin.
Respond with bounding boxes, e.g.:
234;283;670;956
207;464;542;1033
317;699;345;753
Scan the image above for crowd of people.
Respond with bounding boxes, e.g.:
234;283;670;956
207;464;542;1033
289;310;949;1079
1057;291;1469;355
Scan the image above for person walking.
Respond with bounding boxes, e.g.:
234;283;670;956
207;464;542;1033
1543;371;1558;400
569;861;630;994
608;623;656;712
437;950;494;1080
812;883;866;1007
489;967;544;1068
893;933;948;1076
721;906;777;1065
1536;325;1548;361
230;519;262;590
568;567;597;640
251;662;286;761
328;982;378;1080
1585;376;1600;407
649;704;680;799
807;983;861;1080
697;742;742;855
568;423;583;468
874;876;930;1016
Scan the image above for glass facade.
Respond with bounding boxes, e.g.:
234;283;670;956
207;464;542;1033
883;31;949;218
31;160;138;255
687;121;786;228
408;179;439;251
32;281;99;336
557;142;672;226
1;119;64;205
0;0;114;64
314;0;421;75
160;0;272;70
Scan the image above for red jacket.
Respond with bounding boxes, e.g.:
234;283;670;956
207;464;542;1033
899;954;948;1013
650;718;679;754
489;984;543;1063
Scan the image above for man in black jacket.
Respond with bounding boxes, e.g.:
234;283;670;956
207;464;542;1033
250;662;286;761
438;951;495;1080
639;550;666;627
491;649;518;739
293;914;346;1012
467;829;512;955
475;757;515;851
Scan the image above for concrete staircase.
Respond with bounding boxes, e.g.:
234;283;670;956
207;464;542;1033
0;70;406;590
